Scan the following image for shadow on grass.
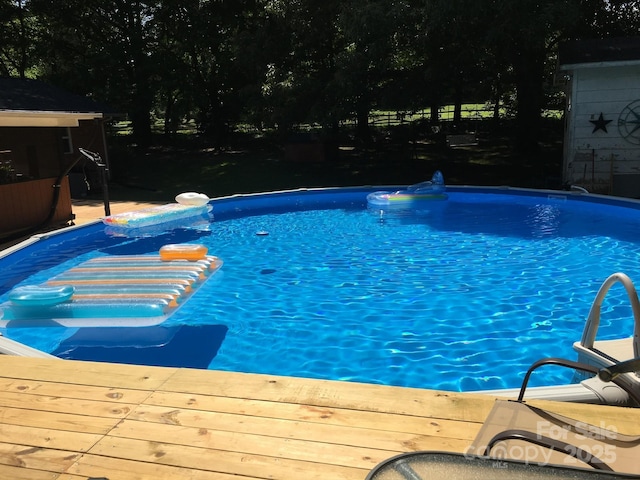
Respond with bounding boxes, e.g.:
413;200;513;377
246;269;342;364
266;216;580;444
94;120;564;202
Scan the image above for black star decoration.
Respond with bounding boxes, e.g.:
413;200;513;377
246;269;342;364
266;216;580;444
590;112;612;133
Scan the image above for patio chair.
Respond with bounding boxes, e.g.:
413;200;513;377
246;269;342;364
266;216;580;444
468;356;640;475
365;450;639;479
366;357;640;479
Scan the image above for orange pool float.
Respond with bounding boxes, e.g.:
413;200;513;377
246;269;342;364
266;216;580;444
159;243;208;261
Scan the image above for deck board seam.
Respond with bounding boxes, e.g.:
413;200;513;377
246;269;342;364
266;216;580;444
59;363;185;478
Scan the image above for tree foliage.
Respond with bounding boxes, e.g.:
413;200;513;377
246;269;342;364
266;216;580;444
3;0;639;149
0;0;38;77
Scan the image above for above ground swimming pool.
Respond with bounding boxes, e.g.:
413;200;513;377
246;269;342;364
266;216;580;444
0;186;638;392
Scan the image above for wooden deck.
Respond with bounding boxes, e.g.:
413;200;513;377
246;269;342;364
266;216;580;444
1;355;638;479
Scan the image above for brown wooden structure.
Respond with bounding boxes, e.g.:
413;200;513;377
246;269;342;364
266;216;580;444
0;77;116;238
0;176;73;235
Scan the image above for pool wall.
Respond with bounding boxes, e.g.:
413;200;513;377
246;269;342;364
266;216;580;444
211;185;640;214
4;184;640;297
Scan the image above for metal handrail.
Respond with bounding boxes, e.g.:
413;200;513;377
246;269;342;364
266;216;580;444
579;272;640;359
78;147;111;216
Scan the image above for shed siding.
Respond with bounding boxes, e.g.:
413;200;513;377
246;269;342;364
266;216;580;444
564;65;640;195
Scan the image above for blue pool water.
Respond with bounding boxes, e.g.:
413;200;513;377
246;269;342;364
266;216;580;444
1;186;639;391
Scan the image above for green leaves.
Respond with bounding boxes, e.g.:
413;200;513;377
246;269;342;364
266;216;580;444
3;0;633;148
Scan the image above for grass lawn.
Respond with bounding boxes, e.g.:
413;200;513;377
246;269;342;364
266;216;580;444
95;119;564;202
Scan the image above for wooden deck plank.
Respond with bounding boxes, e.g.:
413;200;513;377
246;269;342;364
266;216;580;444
0;389;136;419
0;356;637;479
0;377;154;404
127;403;469;452
0;424;101;452
0;464;63;480
0;355;176;389
145;390;478;441
84;437;367;480
0;441;83;474
66;454;244;480
160;369;495;422
106;418;392;470
0;406;116;435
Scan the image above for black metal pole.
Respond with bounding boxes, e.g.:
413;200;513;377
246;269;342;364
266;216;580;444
78;147;111;217
100;163;111;216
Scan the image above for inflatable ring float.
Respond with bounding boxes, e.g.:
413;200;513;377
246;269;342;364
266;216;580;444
367;170;448;207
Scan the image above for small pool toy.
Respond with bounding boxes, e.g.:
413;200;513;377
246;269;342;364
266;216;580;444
103;192;211;229
0;244;222;327
367;170;448;207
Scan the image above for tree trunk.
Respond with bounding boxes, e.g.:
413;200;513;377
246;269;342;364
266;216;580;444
130;81;153;147
430;101;439;124
356;107;371;143
453;87;463;125
163;92;176;136
513;47;545;154
493;75;502;122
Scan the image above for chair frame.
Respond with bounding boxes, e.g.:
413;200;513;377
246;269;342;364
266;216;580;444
479;356;640;472
516;357;640;405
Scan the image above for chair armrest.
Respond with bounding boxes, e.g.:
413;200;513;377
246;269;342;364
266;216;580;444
517;357;640;406
517;358;599;402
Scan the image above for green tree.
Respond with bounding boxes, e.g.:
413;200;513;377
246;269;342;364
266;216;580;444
31;0;160;145
154;0;264;144
593;0;640;36
481;0;608;152
334;0;410;141
419;0;494;125
255;0;343;133
254;0;410;139
19;0;639;153
0;0;37;77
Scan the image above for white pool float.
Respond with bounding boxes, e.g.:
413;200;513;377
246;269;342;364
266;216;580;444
103;192;211;229
175;192;210;206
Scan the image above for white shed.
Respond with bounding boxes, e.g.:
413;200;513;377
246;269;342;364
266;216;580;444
559;37;640;197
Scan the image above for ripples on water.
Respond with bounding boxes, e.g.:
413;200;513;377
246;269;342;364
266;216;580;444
2;191;640;391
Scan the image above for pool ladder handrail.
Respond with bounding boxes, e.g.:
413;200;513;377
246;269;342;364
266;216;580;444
580;272;640;365
570;185;589;194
